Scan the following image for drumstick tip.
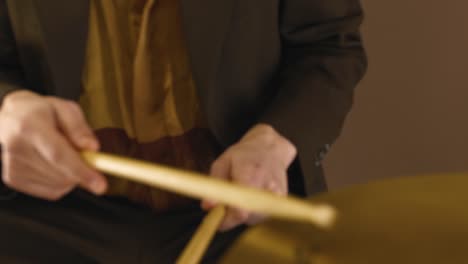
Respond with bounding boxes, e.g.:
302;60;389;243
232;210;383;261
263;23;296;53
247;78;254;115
307;204;337;229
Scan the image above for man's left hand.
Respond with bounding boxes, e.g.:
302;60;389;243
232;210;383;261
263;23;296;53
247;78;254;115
201;124;297;231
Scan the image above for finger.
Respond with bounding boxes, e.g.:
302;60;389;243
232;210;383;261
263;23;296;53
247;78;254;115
239;173;285;227
213;158;267;229
245;213;267;226
209;155;231;180
0;113;8;143
201;157;231;210
0;120;77;191
219;208;249;232
2;151;74;200
5;175;73;201
218;164;264;229
48;98;99;151
201;200;217;211
274;170;289;195
4;146;72;187
32;128;107;195
230;158;266;189
265;177;287;196
242;172;288;226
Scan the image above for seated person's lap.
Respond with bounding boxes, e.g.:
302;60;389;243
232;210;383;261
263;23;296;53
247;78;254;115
0;186;245;263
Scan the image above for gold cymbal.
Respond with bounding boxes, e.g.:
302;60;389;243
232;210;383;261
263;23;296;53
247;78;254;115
221;173;468;264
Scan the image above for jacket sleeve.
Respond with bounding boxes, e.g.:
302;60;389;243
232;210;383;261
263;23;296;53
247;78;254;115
0;0;25;105
259;0;367;194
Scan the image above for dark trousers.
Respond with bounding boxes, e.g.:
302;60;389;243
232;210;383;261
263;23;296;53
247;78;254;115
0;185;245;263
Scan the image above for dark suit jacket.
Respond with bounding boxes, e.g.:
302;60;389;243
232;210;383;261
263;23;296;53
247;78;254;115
0;0;367;197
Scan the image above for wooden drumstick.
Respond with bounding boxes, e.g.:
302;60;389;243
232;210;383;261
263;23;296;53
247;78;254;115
176;205;226;264
81;151;336;228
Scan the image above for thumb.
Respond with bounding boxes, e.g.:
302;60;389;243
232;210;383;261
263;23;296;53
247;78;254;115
48;98;99;151
201;156;231;210
201;200;218;210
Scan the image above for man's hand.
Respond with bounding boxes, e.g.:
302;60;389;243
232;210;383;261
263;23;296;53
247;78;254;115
0;90;107;200
202;124;297;231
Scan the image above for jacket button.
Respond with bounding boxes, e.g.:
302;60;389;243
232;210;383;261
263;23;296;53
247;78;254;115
314;144;331;166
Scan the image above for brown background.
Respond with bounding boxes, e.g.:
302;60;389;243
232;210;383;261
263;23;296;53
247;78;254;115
324;1;468;189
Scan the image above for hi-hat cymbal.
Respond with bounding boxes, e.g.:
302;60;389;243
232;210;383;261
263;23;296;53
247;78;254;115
221;173;468;264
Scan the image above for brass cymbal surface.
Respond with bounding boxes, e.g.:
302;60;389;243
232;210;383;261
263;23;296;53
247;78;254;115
221;173;468;264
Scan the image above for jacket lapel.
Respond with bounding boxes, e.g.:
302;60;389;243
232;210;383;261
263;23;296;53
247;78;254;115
179;0;235;110
33;0;90;100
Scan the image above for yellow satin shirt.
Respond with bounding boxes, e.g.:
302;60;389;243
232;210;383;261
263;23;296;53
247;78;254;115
80;0;218;211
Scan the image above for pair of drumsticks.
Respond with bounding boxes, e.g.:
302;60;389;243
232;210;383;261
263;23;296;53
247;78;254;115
82;152;336;264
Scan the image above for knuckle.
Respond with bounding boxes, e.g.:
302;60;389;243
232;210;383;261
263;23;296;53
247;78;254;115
62;160;95;182
61;102;90;134
1;99;14;111
12;117;34;136
278;137;297;157
210;157;230;175
280;188;288;196
1;92;24;109
46;192;62;201
46;148;64;164
223;217;237;228
49;98;74;115
269;138;296;167
267;180;279;192
68;167;91;183
65;100;79;109
60;174;78;186
5;135;24;153
232;163;265;184
46;188;69;201
2;158;15;186
228;153;242;167
210;160;223;173
248;163;265;178
262;131;276;143
64;101;82;115
256;124;275;137
237;211;249;222
284;142;297;159
6;117;42;145
2;173;17;187
60;102;76;116
250;125;276;144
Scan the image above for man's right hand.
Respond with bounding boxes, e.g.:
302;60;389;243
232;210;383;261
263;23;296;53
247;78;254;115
0;91;107;200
